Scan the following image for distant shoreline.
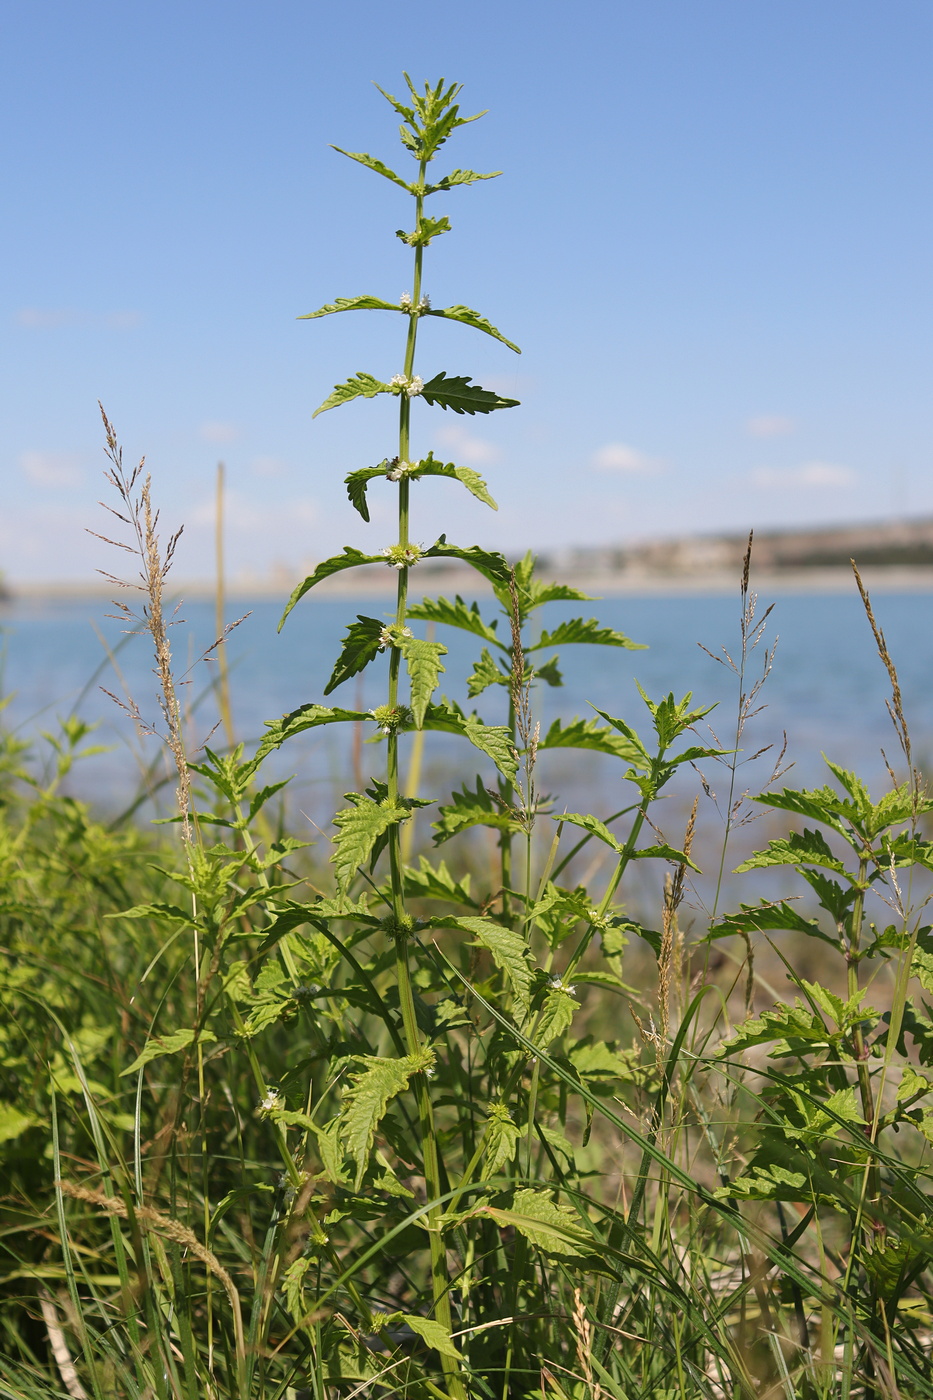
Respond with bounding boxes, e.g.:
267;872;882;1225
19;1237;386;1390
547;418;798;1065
5;565;933;603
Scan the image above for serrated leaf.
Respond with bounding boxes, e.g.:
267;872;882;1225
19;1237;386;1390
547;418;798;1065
402;855;475;906
631;843;701;872
344;464;391;522
257;703;370;761
448;917;533;1013
397;214;450;246
312;372;392;419
407;594;501;646
533;656;563;687
528;618;645;652
716;1003;830;1058
735;828;850;877
425;304;520;353
533;987;577;1049
558;813;623;853
422;535;512;585
421;700;518;782
298;294;402;320
424;167;501;193
413;454;498;509
279;548;383;628
112;901;196;927
420;372;519;416
753;784;850;836
432;776;521;844
122;1029;217;1076
399;636;447;726
323;616;386;695
709;901;839;948
332;796;408;893
467;647;511;698
486;1188;585;1257
482;1104;521;1175
331;146;414;191
539;716;643;764
339;1053;424;1189
401;1315;460;1360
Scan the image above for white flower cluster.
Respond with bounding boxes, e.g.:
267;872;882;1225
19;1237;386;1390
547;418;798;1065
389;373;424;398
259;1088;283;1115
548;973;577;997
399;291;412;308
379;543;422;570
386;458;418;481
418;294;431;312
378;624;413;650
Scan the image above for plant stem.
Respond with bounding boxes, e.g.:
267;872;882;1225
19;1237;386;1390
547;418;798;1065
383;156;467;1399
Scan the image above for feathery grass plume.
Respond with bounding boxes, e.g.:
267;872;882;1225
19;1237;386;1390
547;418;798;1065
851;558;915;790
91;404;192;841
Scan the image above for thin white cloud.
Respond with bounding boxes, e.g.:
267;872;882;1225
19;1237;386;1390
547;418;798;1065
19;450;84;487
591;442;663;474
251;456;288;477
434;423;500;465
199;421;241;444
15;308;77;329
747;414;795;438
750;460;856;490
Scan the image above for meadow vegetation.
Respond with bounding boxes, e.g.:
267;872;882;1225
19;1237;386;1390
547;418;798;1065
3;76;933;1400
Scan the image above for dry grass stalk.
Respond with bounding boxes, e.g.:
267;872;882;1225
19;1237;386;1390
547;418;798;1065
57;1180;244;1359
90;405;192;842
851;559;915;790
37;1285;89;1400
658;798;697;1057
572;1287;603;1400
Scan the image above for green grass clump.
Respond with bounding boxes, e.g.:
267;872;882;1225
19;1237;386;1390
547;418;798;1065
3;74;933;1400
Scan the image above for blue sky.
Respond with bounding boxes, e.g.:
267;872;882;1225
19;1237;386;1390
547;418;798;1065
3;1;932;582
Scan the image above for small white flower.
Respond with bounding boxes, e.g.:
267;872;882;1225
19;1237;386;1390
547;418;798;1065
399;291;412;308
418;294;431;312
378;627;393;650
406;376;424;398
389;373;407;388
387;458;416;482
259;1089;283;1114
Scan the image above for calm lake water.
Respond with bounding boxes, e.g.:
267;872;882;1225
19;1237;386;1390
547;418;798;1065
2;588;931;852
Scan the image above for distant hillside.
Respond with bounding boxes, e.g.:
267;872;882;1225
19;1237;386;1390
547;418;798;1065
540;517;933;579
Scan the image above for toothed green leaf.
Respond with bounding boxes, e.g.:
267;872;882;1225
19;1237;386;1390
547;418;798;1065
486;1189;585;1257
324;616;387;695
420;372;519;416
426;304;520;353
528;617;644;652
344;464;392;521
467;647;511;698
399;635;448;726
413;454;498;509
257;703;371;761
332;795;409;893
539;716;643;764
432;775;521;844
400;1315;460;1360
312;372;392;418
278;548;383;627
424;167;501;193
407;594;501;646
339;1052;427;1189
735;829;851;877
331;146;415;192
299;295;402;320
122;1029;217;1076
422;535;512;585
421;700;518;782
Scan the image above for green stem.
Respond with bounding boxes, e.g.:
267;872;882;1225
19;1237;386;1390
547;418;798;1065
383;155;467;1400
